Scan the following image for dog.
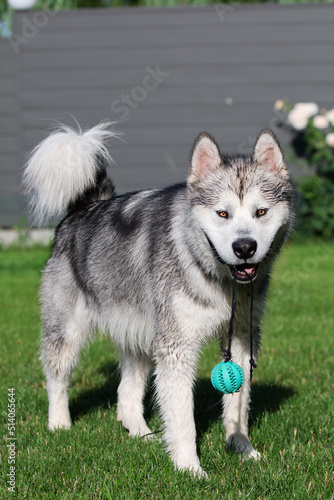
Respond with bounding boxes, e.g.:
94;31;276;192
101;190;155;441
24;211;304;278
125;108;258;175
23;123;293;477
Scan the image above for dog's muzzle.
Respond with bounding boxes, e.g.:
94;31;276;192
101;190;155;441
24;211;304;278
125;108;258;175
230;238;258;282
205;233;258;283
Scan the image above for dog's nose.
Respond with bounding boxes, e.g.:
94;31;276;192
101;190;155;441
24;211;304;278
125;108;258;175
232;238;257;260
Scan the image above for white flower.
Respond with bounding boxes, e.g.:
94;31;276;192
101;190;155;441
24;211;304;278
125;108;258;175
287;102;319;131
326;109;334;126
326;133;334;147
313;115;329;129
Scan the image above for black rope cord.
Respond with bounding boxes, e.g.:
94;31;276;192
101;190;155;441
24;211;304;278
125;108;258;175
222;272;257;382
248;277;257;381
221;278;237;362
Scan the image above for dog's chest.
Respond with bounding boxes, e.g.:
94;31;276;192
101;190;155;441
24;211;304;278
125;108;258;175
170;288;229;341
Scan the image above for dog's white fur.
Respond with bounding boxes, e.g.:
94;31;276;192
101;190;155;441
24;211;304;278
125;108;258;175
23;122;118;225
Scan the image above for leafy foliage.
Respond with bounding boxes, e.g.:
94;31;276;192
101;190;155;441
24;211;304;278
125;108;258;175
296;174;334;239
278;101;334;240
294;120;334;240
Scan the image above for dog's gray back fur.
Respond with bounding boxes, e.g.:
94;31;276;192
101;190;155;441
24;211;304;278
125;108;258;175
24;123;293;477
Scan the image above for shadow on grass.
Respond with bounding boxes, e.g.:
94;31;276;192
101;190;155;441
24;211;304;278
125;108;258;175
250;382;296;425
70;361;158;425
194;377;296;437
69;361;295;436
70;361;119;422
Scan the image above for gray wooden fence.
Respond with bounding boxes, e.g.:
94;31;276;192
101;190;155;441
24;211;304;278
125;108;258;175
1;3;334;227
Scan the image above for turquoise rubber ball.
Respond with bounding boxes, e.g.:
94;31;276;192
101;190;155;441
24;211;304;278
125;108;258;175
211;361;244;394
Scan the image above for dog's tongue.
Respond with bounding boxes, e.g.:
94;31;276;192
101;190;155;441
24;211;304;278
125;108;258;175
234;265;256;280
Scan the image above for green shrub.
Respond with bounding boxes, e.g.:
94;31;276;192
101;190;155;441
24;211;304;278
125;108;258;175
295;174;334;239
278;101;334;240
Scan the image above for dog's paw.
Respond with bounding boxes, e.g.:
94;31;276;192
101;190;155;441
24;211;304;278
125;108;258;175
241;448;261;462
195;467;209;479
48;403;71;431
177;463;208;479
226;432;260;461
192;467;208;479
117;408;152;438
173;453;208;479
48;418;71;431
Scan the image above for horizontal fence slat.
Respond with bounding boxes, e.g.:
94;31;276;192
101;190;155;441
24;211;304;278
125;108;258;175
21;44;334;71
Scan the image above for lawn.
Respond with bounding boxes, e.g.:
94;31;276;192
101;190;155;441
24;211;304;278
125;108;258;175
1;241;333;499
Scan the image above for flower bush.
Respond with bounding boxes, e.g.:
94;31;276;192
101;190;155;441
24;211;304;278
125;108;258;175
274;101;334;240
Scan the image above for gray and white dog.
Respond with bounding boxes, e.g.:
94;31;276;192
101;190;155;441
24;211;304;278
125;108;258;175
23;123;293;477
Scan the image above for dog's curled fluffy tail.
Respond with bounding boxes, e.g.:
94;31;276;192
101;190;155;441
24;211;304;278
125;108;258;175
23;122;119;226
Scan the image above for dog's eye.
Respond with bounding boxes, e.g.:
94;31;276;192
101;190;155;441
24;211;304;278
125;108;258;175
217;210;228;219
256;208;267;217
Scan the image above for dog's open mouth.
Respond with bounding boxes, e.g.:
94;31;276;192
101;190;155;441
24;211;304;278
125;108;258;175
229;264;258;282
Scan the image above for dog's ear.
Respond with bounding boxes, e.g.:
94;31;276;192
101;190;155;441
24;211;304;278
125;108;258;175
252;130;289;178
188;133;221;183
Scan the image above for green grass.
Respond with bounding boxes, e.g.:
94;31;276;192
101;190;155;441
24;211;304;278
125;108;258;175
1;241;333;499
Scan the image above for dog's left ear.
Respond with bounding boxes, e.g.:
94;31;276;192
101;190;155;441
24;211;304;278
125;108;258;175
188;133;221;183
252;130;289;178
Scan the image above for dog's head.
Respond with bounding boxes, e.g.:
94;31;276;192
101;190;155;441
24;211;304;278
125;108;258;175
187;130;293;283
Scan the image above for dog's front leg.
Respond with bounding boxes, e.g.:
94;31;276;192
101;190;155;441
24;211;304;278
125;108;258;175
154;340;206;477
222;335;261;460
